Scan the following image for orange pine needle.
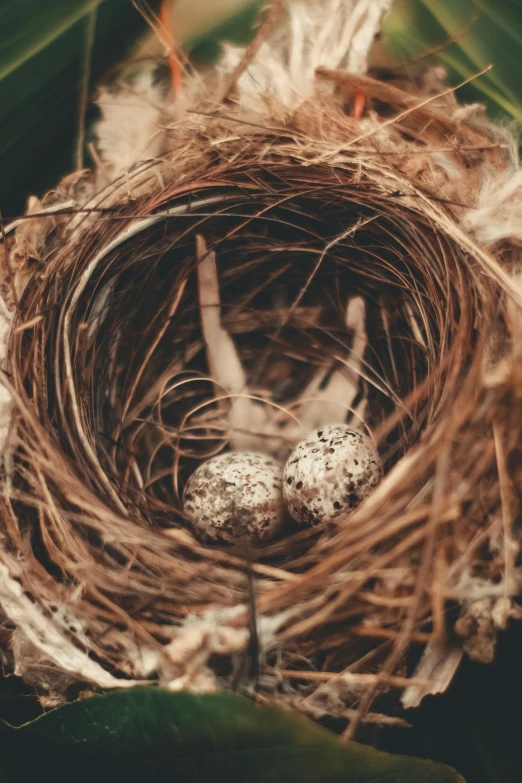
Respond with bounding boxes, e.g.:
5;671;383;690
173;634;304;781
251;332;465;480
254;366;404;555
354;90;366;121
161;0;183;96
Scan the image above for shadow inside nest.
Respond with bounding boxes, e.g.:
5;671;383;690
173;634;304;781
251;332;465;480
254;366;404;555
17;166;467;545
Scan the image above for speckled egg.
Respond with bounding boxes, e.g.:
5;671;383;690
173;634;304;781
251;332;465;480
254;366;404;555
183;452;286;544
283;424;383;530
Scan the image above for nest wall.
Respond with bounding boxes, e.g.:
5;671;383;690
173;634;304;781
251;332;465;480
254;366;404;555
1;9;522;719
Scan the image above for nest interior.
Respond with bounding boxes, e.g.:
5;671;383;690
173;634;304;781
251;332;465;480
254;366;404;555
2;80;522;721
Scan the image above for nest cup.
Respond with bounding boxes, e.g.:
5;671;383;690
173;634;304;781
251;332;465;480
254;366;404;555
2;118;521;712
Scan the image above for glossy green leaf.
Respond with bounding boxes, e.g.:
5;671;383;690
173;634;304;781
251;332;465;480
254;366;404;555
382;0;522;122
0;0;264;212
0;0;149;213
0;687;465;783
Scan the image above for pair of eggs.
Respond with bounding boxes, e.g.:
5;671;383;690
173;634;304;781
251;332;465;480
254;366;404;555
182;424;383;545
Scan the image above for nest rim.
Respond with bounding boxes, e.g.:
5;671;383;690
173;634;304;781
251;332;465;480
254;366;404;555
1;121;518;718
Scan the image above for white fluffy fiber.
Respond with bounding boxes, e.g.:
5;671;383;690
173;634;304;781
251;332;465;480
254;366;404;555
94;0;391;175
460;121;522;247
462;166;522;247
213;0;392;110
94;60;169;176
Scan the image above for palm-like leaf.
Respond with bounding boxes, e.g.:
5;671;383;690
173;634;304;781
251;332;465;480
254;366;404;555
0;0;265;212
383;0;522;122
0;0;148;213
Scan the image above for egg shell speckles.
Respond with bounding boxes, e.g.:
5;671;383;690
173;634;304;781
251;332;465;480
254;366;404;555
283;424;383;530
182;452;286;545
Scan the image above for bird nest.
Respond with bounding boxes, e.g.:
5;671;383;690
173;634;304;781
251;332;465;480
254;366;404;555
2;60;522;728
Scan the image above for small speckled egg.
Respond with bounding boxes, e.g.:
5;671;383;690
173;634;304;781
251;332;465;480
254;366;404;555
183;452;286;544
283;424;383;530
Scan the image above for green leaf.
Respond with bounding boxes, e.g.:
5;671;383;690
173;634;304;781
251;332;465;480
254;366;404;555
0;0;262;212
0;0;100;82
0;0;149;213
0;687;466;782
382;0;522;122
